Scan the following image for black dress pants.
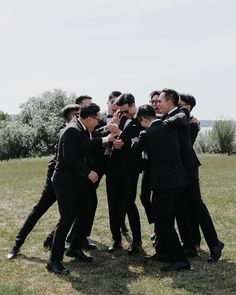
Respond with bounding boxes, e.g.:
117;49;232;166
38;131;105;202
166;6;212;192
140;169;154;224
186;168;219;250
50;183;90;261
152;188;187;263
106;168;141;243
15;176;56;248
66;186;98;240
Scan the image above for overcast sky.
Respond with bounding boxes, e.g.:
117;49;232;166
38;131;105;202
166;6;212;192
1;0;236;119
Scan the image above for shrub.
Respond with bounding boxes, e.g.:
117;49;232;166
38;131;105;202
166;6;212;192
211;118;236;155
195;119;236;155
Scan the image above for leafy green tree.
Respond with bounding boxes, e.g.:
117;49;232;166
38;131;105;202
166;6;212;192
0;89;77;160
0;111;11;129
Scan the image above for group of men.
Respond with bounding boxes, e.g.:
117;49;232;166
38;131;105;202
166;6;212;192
7;89;224;275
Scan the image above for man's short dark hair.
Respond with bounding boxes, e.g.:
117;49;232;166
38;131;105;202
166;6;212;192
62;104;80;120
137;104;156;120
150;90;161;99
161;88;180;106
115;93;135;106
80;103;100;119
180;94;196;109
75;95;92;105
108;91;122;101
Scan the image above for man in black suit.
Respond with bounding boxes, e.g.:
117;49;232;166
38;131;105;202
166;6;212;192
179;94;201;250
6;104;80;260
95;91;129;235
134;104;190;271
106;93;144;254
139;90;162;228
46;103;105;275
158;88;224;263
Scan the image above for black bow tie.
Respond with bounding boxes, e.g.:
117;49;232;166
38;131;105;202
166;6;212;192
162;114;169;121
107;114;113;118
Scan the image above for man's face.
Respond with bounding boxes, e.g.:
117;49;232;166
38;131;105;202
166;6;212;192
150;94;161;114
107;97;117;115
86;112;100;133
157;93;175;114
119;103;136;119
179;99;191;111
139;117;149;129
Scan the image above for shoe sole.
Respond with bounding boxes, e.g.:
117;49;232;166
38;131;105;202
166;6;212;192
65;252;93;263
46;264;70;275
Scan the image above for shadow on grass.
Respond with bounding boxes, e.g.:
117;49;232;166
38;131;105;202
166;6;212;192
19;241;236;295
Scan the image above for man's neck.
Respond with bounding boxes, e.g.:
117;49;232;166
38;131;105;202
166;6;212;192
149;117;160;127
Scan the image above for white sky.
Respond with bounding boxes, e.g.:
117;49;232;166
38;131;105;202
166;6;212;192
0;0;236;120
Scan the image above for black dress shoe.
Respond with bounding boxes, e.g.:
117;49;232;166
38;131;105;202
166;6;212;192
127;241;142;255
43;236;53;250
108;241;122;253
65;248;93;263
121;223;129;236
6;245;20;260
161;261;191;272
46;259;70;275
145;252;170;262
183;247;198;258
82;238;97;250
207;241;224;263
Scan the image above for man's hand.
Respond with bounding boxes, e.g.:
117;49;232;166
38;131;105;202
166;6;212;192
190;116;199;124
88;171;99;183
111;110;123;125
113;139;124;150
107;123;121;136
107;133;116;142
131;137;139;145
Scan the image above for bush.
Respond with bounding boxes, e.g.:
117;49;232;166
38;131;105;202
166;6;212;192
194;130;214;154
0;89;77;160
195;119;236;155
211;118;236;155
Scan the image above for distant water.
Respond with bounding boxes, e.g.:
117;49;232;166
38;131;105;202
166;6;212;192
200;126;212;133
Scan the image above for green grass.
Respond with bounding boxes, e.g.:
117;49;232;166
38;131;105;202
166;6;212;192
0;155;236;295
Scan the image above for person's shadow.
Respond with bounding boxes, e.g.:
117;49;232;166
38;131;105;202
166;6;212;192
21;243;236;295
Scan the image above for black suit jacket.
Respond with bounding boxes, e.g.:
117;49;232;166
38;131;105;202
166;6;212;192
133;120;189;190
162;107;201;171
52;120;101;186
107;117;145;172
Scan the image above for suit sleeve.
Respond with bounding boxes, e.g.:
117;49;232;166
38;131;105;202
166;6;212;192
190;122;200;145
132;130;147;155
63;127;91;177
163;108;189;128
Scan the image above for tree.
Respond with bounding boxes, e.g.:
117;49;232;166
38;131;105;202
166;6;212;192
0;89;77;160
0;111;11;129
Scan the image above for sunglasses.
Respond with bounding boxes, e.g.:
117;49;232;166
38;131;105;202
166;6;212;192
90;116;100;122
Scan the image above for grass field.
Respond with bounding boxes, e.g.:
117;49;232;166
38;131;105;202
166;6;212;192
0;155;236;295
